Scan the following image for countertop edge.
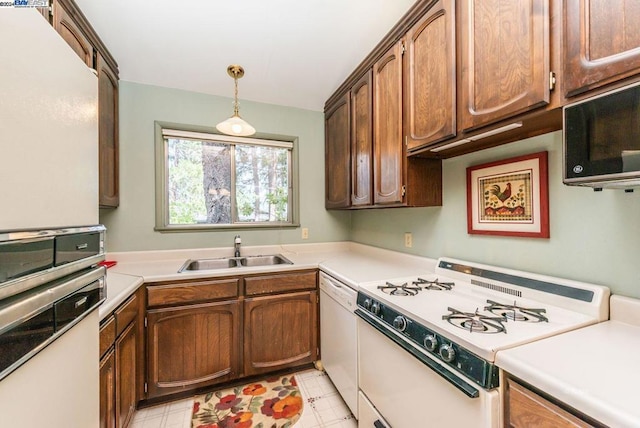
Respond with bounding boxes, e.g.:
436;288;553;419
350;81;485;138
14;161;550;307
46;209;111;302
496;321;639;428
99;272;144;321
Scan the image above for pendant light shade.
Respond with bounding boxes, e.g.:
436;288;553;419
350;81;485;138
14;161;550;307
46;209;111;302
216;65;256;137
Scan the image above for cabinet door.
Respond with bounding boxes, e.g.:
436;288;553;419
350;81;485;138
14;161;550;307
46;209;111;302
373;41;404;205
351;71;373;206
564;1;640;96
244;291;318;377
146;301;240;399
459;0;550;130
405;0;456;151
97;51;120;208
52;0;93;67
506;378;595;427
100;349;116;428
115;321;136;428
325;93;351;209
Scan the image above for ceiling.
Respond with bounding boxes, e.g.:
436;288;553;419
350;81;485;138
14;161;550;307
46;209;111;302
75;0;417;112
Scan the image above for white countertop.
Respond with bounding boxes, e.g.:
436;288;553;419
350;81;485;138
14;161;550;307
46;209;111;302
99;271;143;320
496;295;640;427
98;241;638;427
99;241;437;320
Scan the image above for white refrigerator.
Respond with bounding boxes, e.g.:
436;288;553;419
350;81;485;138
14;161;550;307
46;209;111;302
0;9;100;428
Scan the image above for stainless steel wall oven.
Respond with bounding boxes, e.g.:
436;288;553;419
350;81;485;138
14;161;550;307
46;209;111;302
0;225;106;381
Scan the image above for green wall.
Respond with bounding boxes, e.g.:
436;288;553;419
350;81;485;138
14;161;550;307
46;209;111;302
100;81;350;251
351;131;640;298
104;82;640;298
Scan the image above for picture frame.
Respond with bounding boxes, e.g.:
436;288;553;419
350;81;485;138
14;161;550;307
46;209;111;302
466;151;549;238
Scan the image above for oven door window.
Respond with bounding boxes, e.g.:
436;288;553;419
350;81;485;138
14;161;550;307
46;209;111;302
0;306;55;377
54;280;102;332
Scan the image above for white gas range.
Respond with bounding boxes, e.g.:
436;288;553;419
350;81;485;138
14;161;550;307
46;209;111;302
355;258;609;427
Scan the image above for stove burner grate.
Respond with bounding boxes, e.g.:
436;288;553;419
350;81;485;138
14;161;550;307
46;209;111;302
413;277;455;291
484;300;548;323
443;307;507;334
377;282;421;296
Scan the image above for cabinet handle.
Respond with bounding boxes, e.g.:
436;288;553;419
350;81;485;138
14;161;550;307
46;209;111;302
74;296;88;308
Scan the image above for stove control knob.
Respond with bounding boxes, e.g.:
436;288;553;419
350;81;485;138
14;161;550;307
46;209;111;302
371;302;381;316
393;316;407;332
439;343;456;363
362;299;372;311
423;334;438;352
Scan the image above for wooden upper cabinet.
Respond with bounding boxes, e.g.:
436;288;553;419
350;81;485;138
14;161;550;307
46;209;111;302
373;41;404;205
52;0;93;67
51;0;120;208
564;0;640;97
351;71;373;206
146;301;240;399
405;0;456;152
97;52;120;208
325;93;351;209
459;0;550;131
243;291;318;377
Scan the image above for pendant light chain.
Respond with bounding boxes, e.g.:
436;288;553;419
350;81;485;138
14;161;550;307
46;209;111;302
233;74;240;116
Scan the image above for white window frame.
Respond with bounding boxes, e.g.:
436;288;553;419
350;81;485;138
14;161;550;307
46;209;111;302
154;122;300;231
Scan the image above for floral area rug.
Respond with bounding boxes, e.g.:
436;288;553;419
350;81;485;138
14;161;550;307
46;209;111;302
192;375;302;428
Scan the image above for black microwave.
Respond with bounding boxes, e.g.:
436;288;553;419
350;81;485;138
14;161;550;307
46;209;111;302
564;81;640;190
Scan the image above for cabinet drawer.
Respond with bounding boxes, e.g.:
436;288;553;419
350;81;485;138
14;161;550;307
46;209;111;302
507;378;595;427
147;278;239;307
99;315;115;358
54;232;101;266
115;294;137;336
245;271;317;296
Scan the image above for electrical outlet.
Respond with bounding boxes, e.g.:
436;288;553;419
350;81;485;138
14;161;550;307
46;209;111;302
301;228;309;239
404;232;412;248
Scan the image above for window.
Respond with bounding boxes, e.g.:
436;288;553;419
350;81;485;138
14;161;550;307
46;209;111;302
156;126;298;230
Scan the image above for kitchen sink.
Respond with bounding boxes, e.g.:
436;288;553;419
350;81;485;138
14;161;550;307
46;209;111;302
238;255;293;267
178;254;293;272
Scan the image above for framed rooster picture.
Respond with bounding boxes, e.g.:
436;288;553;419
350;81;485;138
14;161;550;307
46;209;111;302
466;151;549;238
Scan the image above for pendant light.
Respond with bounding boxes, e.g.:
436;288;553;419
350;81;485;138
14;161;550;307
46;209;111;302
216;64;256;137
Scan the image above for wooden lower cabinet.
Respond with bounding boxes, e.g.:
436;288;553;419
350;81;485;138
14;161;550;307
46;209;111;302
100;290;144;428
143;270;318;402
146;301;241;400
99;349;116;428
116;321;137;428
505;377;599;428
244;290;318;376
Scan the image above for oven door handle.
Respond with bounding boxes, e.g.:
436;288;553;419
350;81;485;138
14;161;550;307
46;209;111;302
356;309;480;399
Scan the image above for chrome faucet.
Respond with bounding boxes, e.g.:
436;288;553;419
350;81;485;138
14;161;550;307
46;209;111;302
234;235;242;257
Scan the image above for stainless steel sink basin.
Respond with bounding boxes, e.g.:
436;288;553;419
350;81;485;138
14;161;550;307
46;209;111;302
238;255;293;267
178;254;293;272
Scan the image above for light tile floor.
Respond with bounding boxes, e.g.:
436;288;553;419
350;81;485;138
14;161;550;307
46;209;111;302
130;369;357;428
